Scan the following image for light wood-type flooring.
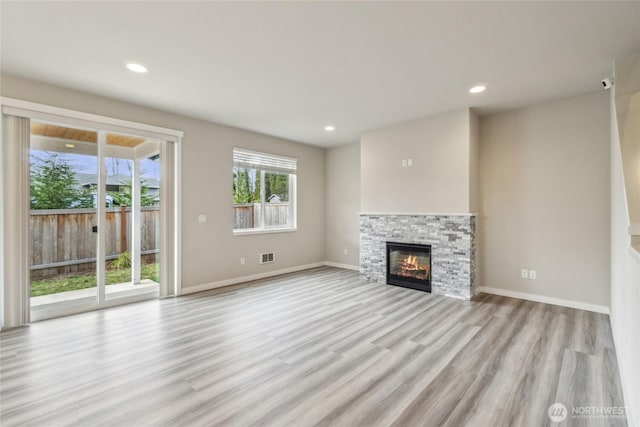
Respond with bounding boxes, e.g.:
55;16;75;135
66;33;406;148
0;267;627;426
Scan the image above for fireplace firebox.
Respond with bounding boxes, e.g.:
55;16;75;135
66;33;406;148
386;242;432;292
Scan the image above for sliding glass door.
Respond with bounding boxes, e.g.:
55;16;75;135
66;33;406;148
104;132;160;302
28;121;163;320
29;121;99;315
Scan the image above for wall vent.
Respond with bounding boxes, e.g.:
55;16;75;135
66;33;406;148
260;252;275;264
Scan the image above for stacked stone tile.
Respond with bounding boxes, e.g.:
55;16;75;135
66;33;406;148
359;214;476;299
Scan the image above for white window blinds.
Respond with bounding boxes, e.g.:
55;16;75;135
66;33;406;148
233;148;297;174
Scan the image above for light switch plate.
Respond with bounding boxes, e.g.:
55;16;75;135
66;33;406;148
198;214;207;223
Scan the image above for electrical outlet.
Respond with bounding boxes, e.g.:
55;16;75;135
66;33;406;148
521;269;528;279
344;248;348;255
198;214;207;223
402;159;407;167
408;158;413;167
240;257;245;265
529;270;536;280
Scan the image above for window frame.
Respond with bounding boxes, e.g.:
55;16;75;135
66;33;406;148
232;148;297;236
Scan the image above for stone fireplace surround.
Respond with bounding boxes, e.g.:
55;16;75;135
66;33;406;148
360;213;476;299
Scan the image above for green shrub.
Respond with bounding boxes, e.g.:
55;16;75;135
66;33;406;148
112;251;132;270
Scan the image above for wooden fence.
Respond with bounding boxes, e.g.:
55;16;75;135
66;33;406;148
233;203;290;229
30;207;159;279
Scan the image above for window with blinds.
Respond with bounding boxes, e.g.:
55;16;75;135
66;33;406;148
232;148;297;233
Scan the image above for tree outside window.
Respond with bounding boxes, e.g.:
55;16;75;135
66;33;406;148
30;152;93;209
232;149;296;232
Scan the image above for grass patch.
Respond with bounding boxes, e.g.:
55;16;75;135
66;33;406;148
31;263;159;297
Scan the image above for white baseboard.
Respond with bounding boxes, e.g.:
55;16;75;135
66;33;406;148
180;268;609;315
179;261;363;296
179;262;325;295
478;286;610;314
324;261;359;271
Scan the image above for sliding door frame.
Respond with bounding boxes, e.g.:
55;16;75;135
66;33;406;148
0;115;31;328
0;97;183;328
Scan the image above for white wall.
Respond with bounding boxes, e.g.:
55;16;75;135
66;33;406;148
360;109;473;214
0;74;326;292
479;92;611;309
610;55;640;427
325;142;360;268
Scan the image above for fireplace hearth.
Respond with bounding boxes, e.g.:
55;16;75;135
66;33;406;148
386;242;431;292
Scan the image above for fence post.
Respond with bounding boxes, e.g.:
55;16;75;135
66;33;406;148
120;205;127;254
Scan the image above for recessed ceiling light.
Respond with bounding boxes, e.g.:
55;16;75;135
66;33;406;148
469;85;486;94
324;125;335;132
126;63;148;73
64;143;75;148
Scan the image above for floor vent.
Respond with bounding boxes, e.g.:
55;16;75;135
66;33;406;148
260;252;275;264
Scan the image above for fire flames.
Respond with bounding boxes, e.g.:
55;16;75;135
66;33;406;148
399;255;429;278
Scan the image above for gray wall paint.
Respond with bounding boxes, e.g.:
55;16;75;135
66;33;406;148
360;109;472;214
325;142;360;267
469;109;480;213
1;74;326;290
1;73;615;313
479;91;610;306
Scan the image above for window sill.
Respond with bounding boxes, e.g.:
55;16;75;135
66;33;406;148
233;227;297;237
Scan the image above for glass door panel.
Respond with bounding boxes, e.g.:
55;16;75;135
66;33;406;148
104;133;160;301
29;121;99;318
139;156;161;288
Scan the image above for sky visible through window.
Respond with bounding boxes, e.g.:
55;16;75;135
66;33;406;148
30;150;160;181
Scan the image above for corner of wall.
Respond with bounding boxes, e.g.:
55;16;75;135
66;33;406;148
324;142;361;268
469;109;480;213
322;146;328;263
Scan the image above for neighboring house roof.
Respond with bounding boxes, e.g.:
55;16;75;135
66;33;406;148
74;173;160;189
